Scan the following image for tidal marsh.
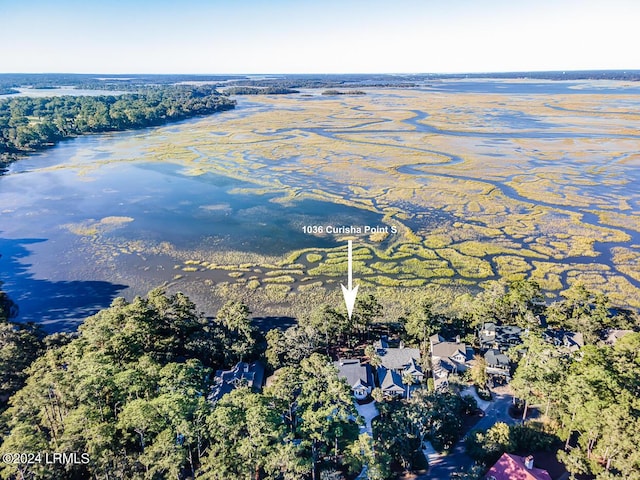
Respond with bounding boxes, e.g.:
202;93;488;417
4;80;640;325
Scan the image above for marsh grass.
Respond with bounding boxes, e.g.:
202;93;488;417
611;247;640;282
436;248;494;278
400;258;452;278
265;270;305;277
264;284;292;302
71;88;640;311
262;275;296;284
64;216;134;236
305;253;323;263
371;261;401;274
298;281;324;291
494;255;533;279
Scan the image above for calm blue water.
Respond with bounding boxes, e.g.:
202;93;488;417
1;79;639;330
420;79;640;95
0;152;383;330
2;160;374;253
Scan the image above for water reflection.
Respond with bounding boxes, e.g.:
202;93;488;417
0;236;127;332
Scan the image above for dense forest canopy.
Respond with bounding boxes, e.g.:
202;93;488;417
0;85;235;168
2;279;638;479
0;288;365;480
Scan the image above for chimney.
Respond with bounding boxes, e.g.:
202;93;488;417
524;455;534;470
455;335;461;344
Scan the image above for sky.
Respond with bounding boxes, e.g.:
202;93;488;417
0;0;638;74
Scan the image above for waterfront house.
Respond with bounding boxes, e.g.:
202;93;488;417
479;322;523;351
484;348;511;379
208;361;265;403
373;337;423;398
543;329;584;352
430;334;474;390
334;358;374;400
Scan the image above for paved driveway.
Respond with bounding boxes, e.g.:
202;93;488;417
418;387;516;479
356;400;379;435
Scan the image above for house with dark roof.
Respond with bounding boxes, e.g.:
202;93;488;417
430;334;474;390
374;338;423;398
479;323;523;351
208;361;265;403
543;329;584;353
484;348;511;379
480;322;497;346
477;323;525;383
377;367;406;398
374;335;390;350
403;357;423;382
485;453;552;480
334;358;374;400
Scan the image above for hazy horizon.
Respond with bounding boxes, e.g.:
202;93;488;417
1;0;637;75
2;69;639;77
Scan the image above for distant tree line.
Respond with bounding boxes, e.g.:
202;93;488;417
2;72;637;99
230;78;415;89
0;73;247;92
0;85;235;169
321;90;366;96
225;86;300;95
454;70;640;81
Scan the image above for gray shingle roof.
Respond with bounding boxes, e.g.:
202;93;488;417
431;341;467;359
543;329;585;351
378;347;421;371
334;359;373;390
377;367;405;394
485;348;510;368
480;323;523;348
603;329;633;345
404;357;423;376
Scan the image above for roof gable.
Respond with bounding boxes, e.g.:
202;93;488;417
334;359;372;389
378;367;405;392
404;357;423;375
485;349;510;367
431;341;470;361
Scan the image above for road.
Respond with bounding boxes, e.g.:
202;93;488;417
419;387;517;479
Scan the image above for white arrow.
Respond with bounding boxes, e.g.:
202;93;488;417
341;240;359;320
